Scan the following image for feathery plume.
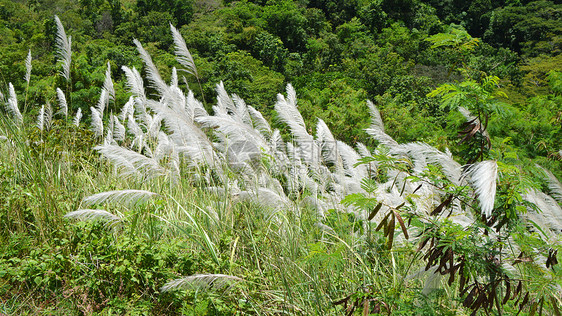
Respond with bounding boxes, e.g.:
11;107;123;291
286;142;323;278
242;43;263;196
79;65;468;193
366;100;384;131
170;24;199;78
523;190;562;233
119;96;135;121
215;81;236;114
73;108;82;126
90;107;104;137
537;165;562;204
95;144;166;179
103;62;115;102
134;39;168;96
54;15;72;81
56;88;67;118
64;209;121;223
6;83;22;124
25;50;32;84
121;66;146;100
127;114;144;138
462;160;498;218
161;274;243;292
113;115;125;141
170;67;178;87
37;104;45;131
97;89;107;115
365;100;397;147
316;119;340;165
82;189;159;208
274;85;318;164
248;105;272;136
44;102;53;131
104;115;114;145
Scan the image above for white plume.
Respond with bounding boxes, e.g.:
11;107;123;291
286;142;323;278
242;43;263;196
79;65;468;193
6;83;22;125
103;62;115;102
122;66;146;100
161;274;243;292
37;104;45;131
366;100;397;148
462;160;498;218
537;165;562;204
25;49;32;84
73;108;82;126
95;144;167;179
54;15;72;82
97;89;107;115
90;107;104;137
56;87;67;118
64;209;121;223
170;23;199;78
82;189;159;207
113;115;126;141
134;39;168;96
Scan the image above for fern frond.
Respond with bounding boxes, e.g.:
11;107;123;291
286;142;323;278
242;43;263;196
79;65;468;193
54;15;72;82
82;189;159;207
161;274;243;292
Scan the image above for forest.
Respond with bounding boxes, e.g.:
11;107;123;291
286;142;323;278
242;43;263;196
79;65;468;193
0;0;561;314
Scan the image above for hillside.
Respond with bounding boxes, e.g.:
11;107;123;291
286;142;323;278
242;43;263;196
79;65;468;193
1;0;561;314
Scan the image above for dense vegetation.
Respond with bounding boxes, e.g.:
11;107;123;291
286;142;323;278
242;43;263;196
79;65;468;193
0;0;561;314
